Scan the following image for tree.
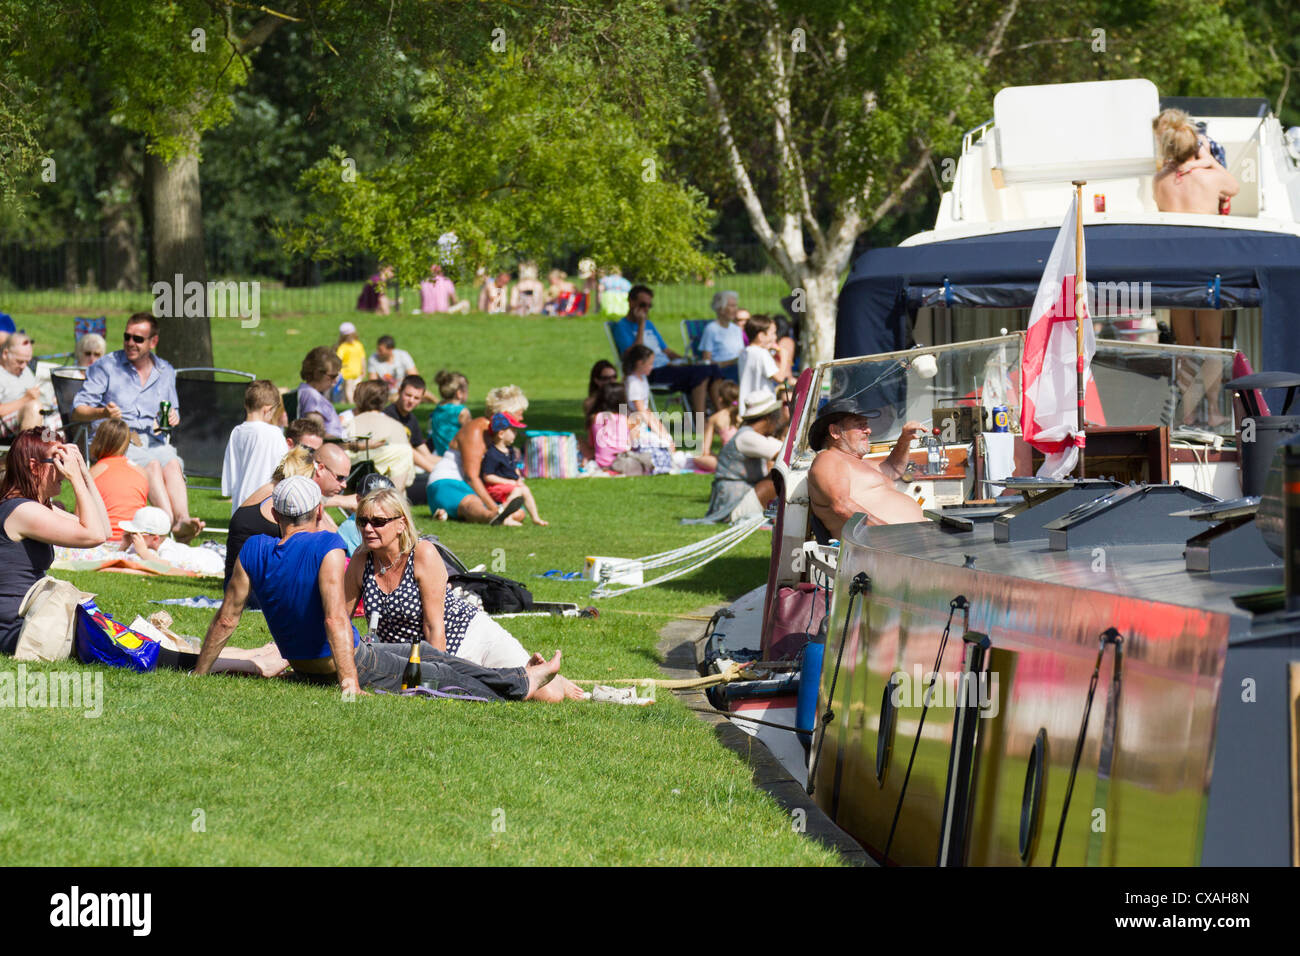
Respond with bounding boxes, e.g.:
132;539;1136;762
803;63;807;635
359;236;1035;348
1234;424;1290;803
285;3;721;286
679;0;1274;364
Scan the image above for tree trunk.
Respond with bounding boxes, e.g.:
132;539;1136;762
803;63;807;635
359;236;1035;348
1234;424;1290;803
146;140;212;368
101;145;141;292
798;271;841;366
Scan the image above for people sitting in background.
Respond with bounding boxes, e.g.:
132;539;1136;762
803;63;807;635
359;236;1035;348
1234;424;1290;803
220;379;290;516
599;267;631;316
224;444;352;599
0;333;47;438
700;290;745;381
510;262;546;315
0;428;111;655
343;486;577;698
383;374;440;476
738;315;794;413
589;381;653;476
582;361;619;420
346;380;414;491
367;334;421;398
478;272;510;314
578;258;599;314
356;265;395;315
543;269;577;314
426;385;530;524
480;411;546;526
621;344;679;463
89;419;170;539
296;346;344;439
285;417;326;452
335;321;365;403
610;285;722;414
692;380;741;473
71;312;203;542
418;264;468;314
430;369;470;455
197;475;564;700
692;392;787;524
806;399;926;539
75;333;106;368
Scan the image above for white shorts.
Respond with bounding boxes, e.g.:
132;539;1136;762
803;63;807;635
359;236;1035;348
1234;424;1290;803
454;612;530;669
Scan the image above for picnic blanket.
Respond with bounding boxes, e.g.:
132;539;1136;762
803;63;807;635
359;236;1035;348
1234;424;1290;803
51;556;201;577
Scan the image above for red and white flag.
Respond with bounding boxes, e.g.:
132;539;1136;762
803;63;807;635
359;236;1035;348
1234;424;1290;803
1020;193;1104;478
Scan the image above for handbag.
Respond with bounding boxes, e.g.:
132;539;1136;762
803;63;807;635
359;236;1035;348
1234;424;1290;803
14;577;95;661
525;431;579;479
74;600;160;672
765;583;829;662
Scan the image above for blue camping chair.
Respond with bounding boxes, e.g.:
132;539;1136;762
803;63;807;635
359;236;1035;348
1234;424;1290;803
681;319;713;362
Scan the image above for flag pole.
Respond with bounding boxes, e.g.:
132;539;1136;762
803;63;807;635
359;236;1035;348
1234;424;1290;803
1072;180;1087;479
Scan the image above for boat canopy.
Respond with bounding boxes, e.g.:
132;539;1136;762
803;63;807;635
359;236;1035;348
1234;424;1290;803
836;224;1300;375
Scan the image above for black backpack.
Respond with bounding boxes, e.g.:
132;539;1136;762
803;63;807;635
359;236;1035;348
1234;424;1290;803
446;571;534;614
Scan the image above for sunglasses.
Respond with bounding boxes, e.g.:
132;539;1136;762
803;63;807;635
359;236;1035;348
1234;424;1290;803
123;333;150;344
356;515;401;529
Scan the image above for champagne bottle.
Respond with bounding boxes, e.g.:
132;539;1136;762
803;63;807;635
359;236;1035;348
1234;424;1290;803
401;640;422;691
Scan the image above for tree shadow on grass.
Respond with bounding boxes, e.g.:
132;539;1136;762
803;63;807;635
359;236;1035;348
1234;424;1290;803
658;554;770;603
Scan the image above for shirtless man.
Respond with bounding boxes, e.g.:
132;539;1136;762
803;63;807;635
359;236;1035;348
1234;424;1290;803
807;399;926;539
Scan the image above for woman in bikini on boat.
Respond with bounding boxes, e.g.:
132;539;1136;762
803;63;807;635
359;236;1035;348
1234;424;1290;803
1152;110;1240;428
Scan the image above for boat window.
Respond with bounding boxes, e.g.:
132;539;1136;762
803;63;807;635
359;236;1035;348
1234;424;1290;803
794;335;1237;459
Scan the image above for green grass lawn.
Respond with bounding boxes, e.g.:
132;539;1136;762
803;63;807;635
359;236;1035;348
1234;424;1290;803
0;302;841;866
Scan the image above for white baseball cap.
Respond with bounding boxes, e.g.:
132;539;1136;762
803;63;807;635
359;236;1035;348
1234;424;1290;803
272;474;322;517
338;321;357;335
120;506;171;536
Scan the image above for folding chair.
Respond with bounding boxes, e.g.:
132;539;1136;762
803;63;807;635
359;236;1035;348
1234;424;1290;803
680;319;712;362
50;367;91;456
172;368;255;483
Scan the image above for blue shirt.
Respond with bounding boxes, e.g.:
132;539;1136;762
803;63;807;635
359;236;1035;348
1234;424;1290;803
611;316;670;369
238;530;359;659
698;321;745;363
73;350;179;438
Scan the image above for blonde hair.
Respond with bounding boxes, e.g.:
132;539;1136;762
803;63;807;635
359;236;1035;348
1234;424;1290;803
358;486;416;553
272;445;316;482
485;384;528;417
89;419;131;462
1154;108;1200;166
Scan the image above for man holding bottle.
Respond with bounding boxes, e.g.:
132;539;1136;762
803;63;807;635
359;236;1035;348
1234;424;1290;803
71;312;204;540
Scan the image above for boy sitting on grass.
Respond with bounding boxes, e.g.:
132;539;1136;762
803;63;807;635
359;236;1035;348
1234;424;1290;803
480;411;547;526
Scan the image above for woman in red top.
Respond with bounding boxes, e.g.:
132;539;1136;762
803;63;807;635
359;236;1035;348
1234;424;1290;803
88;419;169;538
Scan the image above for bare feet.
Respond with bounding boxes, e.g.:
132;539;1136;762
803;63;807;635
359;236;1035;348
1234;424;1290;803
532;517;549;526
433;508;449;521
527;652;545;666
561;676;585;700
172;517;204;544
523;650;562;700
504;513;525;527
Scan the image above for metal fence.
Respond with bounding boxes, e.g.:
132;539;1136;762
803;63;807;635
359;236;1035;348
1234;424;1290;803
0;235;791;319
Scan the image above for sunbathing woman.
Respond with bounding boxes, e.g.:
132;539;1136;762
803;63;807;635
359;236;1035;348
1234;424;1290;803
343;486;583;701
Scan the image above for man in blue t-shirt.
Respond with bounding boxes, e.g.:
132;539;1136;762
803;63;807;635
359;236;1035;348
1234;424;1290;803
194;475;561;698
610;285;722;414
